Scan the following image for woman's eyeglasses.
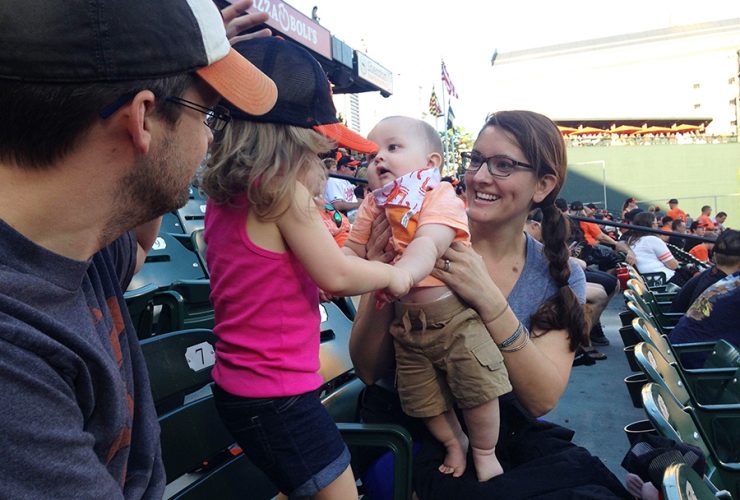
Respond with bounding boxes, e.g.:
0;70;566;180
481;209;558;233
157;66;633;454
324;204;343;228
461;151;533;178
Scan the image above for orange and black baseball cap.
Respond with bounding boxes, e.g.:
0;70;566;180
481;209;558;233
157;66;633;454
226;37;378;154
0;0;277;117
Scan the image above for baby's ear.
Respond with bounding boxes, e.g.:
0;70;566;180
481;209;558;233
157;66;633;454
427;152;443;169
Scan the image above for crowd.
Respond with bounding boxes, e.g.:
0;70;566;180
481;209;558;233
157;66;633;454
1;1;736;499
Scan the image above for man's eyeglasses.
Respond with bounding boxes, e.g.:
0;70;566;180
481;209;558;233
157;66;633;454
345;166;357;172
99;93;231;133
165;96;231;133
461;151;533;178
324;203;343;228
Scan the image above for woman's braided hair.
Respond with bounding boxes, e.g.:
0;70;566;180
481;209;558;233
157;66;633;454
484;111;588;351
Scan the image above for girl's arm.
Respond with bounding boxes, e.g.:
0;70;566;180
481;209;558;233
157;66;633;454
430;242;574;417
278;182;412;297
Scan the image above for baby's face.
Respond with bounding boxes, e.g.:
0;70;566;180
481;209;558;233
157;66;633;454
367;118;434;186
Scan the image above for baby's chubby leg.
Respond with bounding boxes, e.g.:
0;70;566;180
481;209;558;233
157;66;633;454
424;410;469;477
463;399;504;482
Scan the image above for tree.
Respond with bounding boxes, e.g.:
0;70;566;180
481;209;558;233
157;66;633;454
440;125;474;178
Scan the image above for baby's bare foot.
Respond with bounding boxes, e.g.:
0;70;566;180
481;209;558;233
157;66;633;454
438;433;469;478
471;446;504;482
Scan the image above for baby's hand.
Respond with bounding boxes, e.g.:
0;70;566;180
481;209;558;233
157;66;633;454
387;268;414;299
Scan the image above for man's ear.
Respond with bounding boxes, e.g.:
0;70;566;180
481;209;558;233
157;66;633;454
124;90;157;155
427;152;443;170
533;173;558;204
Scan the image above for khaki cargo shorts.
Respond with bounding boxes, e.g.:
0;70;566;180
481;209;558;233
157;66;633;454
390;293;512;418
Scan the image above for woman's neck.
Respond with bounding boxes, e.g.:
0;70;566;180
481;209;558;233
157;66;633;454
469;218;527;260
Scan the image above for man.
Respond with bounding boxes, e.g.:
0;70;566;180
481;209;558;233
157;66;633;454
671;230;740;313
684;221;706;252
695;205;716;232
713;211;728;232
669;271;739;369
325;153;363;221
668;219;688;250
0;0;276;497
666;198;686;223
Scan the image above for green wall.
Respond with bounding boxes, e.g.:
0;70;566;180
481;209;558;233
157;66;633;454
561;143;740;226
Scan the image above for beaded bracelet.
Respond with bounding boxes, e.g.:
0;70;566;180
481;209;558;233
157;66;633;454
497;321;524;349
500;332;529;353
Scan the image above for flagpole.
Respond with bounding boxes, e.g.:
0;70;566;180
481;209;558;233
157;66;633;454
441;61;448;171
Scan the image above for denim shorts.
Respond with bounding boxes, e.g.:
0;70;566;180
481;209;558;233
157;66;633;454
213;385;350;497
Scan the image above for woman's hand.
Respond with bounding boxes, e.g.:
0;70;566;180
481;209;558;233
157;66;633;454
221;0;272;44
430;242;507;322
366;215;395;263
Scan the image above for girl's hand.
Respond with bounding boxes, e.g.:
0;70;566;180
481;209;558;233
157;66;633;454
430;242;507;322
221;0;272;44
366;215;395;263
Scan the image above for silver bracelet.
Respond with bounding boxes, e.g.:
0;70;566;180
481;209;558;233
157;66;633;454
497;321;523;349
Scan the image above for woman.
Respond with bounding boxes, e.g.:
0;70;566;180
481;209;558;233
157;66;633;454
621;197;638;219
350;111;630;498
626;212;685;287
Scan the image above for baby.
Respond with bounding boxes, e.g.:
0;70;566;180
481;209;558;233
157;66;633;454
343;116;511;481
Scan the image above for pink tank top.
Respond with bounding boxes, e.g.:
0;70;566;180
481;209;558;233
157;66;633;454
204;197;322;398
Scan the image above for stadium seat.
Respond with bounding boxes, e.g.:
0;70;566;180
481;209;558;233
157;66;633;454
124;284;185;340
190;228;208;277
142;318;414;499
641;383;740;497
633;317;740;373
662;463;732;500
177;195;207;235
169;280;215;331
128;232;206;291
160;211;186;234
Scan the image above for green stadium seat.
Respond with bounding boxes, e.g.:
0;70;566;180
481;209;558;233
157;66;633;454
142;314;413;499
662;463;732;500
161;211;185;234
641;383;740;497
128;232;206;291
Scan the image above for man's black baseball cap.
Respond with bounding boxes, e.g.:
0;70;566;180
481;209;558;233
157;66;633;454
0;0;277;115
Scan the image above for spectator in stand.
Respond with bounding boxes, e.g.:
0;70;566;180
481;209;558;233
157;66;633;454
621;197;638;219
627;212;692;288
0;0;278;496
666;198;686;223
668;219;688;250
714;211;728;232
668;271;740;369
688;231;716;263
325;152;362;221
570;201;636;272
670;230;740;313
684;221;706;253
317;160;350;247
695;205;716;232
555;197;568;213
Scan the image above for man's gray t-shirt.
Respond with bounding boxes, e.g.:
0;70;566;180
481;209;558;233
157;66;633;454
0;220;165;498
